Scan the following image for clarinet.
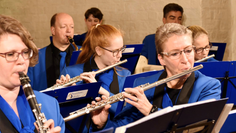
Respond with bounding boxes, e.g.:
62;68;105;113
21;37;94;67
19;72;49;133
63;64;203;122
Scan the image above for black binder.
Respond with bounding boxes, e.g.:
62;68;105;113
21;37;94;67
43;82;101;133
116;98;228;133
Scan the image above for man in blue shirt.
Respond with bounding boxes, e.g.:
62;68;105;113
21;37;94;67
28;13;76;91
141;3;184;65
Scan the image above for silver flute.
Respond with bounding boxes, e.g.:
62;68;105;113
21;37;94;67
19;72;49;133
40;59;128;92
195;54;215;63
63;64;203;122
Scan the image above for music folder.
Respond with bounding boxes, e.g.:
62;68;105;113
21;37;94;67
42;82;101;133
120;44;143;74
69;50;81;66
115;98;228;133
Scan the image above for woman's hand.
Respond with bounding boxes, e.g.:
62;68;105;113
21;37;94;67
80;71;97;83
35;119;61;133
98;87;110;97
90;96;111;129
56;74;76;86
123;87;152;116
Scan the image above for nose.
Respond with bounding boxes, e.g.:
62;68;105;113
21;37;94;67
16;53;25;64
117;50;122;58
66;26;71;33
180;51;188;63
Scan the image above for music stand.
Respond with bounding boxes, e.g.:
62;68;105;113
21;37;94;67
120;98;228;133
115;70;161;115
43;82;101;133
209;42;226;61
120;44;143;74
69;51;81;66
194;61;236;105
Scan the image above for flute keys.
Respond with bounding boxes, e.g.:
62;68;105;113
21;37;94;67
85;108;90;114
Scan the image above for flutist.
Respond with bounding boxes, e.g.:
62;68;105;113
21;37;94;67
188;25;218;62
0;15;64;132
57;24;131;119
90;23;221;132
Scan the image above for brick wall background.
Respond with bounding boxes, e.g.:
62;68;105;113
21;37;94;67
0;0;234;61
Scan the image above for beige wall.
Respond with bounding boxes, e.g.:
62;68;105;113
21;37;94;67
0;0;234;60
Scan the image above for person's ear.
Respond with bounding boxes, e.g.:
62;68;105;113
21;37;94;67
51;27;55;36
162;18;166;24
158;54;166;66
99;19;103;24
95;46;102;56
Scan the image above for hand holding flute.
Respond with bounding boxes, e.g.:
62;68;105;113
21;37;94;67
57;71;110;97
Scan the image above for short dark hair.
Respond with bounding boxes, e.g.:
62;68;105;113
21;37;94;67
163;3;183;18
85;7;103;21
50;13;57;27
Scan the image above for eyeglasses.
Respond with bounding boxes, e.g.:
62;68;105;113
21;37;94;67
194;43;212;54
0;49;33;62
99;45;126;57
161;46;194;60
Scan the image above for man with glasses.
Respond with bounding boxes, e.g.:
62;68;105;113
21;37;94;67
27;13;76;91
89;23;221;131
188;25;218;62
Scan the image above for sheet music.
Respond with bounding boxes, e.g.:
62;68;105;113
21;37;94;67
115;99;218;133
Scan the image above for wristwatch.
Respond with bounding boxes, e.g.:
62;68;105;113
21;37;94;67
149;105;158;114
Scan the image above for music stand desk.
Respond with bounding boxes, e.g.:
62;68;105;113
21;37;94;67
43;82;101;133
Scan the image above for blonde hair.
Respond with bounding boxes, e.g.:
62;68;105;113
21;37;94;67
187;25;209;43
155;23;192;55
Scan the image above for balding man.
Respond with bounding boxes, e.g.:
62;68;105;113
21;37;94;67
28;13;76;91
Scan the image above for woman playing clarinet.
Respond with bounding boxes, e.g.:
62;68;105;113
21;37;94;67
0;15;64;133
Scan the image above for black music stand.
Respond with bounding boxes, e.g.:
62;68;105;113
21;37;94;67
117;98;228;133
42;82;101;133
216;71;236;98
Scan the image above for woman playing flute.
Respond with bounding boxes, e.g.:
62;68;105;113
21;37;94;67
90;23;221;132
188;25;218;62
58;24;131;116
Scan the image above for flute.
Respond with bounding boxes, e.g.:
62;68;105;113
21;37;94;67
195;54;215;63
19;72;49;133
40;59;128;92
67;36;79;51
63;64;203;122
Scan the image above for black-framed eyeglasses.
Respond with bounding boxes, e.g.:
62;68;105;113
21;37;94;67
161;46;194;60
0;49;33;62
194;43;212;54
99;45;126;57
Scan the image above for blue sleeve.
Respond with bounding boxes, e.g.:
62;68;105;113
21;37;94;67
53;97;65;133
198;78;221;101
